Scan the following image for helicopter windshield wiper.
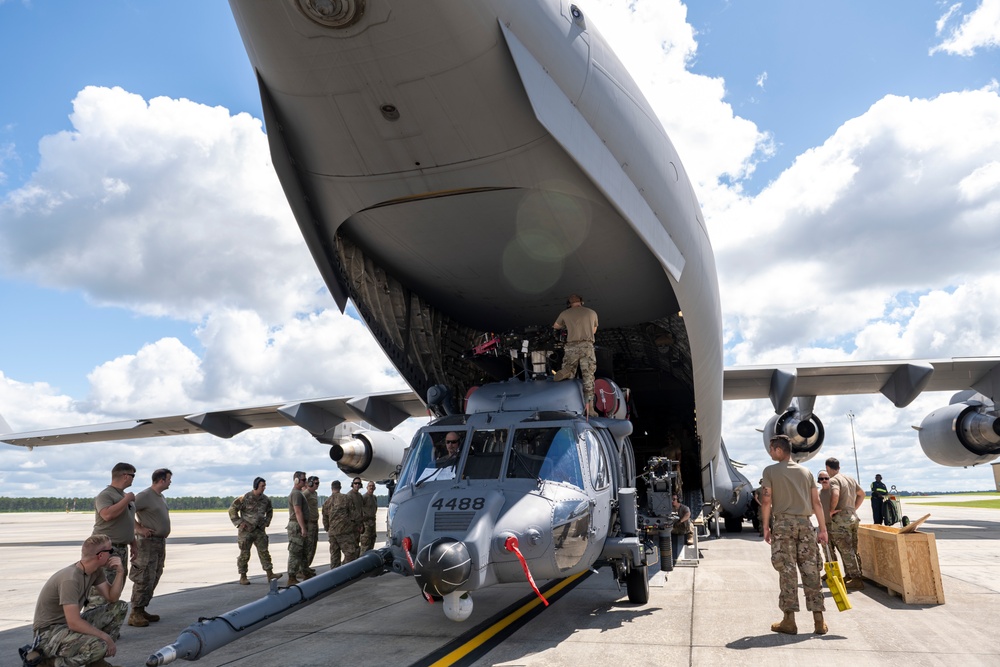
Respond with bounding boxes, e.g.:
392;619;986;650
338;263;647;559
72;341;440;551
416;460;456;488
510;449;542;485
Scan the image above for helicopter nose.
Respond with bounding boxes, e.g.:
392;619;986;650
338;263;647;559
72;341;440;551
413;537;473;597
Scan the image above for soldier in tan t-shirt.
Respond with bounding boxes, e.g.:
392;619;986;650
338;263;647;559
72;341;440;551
128;468;172;627
761;435;828;636
32;534;129;665
825;457;865;587
553;294;599;414
92;462;138;583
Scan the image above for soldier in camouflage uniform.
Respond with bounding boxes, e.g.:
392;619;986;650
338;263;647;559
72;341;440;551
304;476;320;576
228;477;281;585
323;480;362;567
359;480;379;553
286;471;310;585
762;435;828;635
347;477;366;556
825;458;865;589
552;294;599;414
31;534;129;666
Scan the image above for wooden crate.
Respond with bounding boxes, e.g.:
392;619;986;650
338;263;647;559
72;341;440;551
857;520;945;604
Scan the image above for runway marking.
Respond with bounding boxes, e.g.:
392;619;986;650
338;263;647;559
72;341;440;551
410;571;591;667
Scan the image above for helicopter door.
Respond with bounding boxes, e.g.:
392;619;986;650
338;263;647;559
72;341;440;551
583;430;613;538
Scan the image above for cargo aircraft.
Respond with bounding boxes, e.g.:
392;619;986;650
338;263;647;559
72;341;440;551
4;0;1000;657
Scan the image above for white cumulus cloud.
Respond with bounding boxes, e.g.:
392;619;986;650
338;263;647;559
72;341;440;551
931;0;1000;56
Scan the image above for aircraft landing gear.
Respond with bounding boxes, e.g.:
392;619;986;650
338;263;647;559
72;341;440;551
625;563;649;604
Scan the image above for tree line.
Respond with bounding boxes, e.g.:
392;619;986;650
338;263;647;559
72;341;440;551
0;495;390;512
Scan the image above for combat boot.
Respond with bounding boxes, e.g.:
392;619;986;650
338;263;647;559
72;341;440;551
845;577;865;591
813;611;828;635
266;569;282;582
128;608;150;627
239;573;250;585
141;608;160;622
770;611;797;635
286;575;300;586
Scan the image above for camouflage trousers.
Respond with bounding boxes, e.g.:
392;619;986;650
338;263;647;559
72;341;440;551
35;600;128;667
287;526;309;577
770;515;825;613
329;531;359;568
671;519;693;536
236;527;273;574
305;523;319;569
554;342;596;404
360;520;378;553
829;512;862;579
129;536;166;608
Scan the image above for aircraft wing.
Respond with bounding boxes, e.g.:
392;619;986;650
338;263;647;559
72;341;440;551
724;357;1000;412
0;390;425;448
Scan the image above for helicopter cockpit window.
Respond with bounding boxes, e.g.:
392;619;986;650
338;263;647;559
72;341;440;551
584;430;610;490
400;430;467;487
507;426;583;488
463;428;509;479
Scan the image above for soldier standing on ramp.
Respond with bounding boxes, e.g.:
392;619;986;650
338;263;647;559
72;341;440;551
761;434;829;635
228;477;281;585
552;294;599;415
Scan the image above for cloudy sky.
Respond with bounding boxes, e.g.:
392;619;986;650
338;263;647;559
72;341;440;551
1;0;999;498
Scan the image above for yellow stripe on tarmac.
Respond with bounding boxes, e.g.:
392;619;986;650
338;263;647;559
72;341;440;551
429;572;587;667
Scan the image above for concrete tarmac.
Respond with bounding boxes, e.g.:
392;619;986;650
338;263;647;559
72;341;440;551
1;498;998;666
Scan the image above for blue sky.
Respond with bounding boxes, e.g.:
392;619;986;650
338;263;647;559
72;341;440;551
685;1;1000;191
2;0;1000;497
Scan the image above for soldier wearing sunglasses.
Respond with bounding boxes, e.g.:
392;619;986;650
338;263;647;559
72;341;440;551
30;534;129;666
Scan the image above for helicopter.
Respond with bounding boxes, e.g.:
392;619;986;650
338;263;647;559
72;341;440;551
384;328;684;621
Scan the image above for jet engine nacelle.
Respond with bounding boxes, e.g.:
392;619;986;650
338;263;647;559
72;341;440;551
917;393;1000;467
330;429;409;481
762;408;825;463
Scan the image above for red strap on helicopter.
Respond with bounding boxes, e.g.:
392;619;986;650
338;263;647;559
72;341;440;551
402;537;434;604
504;536;549;606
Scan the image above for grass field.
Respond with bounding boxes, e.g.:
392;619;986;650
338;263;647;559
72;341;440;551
910;498;1000;509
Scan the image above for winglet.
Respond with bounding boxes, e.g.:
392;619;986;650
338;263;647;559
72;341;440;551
0;413;11;435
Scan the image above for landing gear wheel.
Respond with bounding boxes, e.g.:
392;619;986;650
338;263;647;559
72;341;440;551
724;515;743;533
626;563;649;604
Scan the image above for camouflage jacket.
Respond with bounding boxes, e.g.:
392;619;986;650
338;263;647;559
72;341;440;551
322;492;361;534
361;493;378;522
304;489;319;525
229;491;273;532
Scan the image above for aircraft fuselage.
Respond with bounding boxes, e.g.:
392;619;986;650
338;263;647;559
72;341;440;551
229;0;724;500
